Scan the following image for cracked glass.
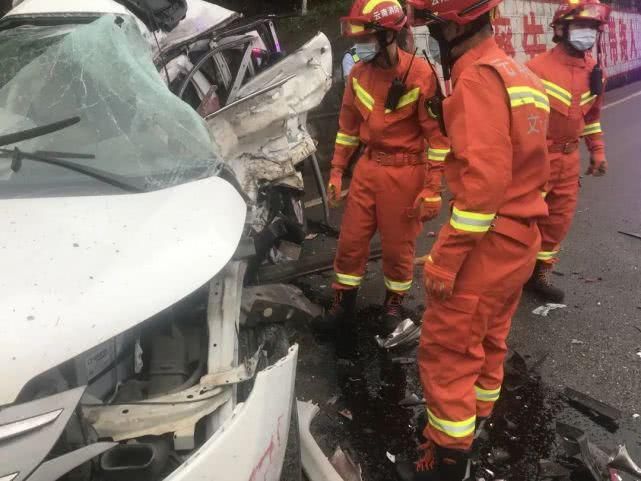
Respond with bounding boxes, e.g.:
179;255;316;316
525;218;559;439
0;14;221;197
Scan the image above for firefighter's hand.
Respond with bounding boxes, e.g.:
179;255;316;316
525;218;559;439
586;157;607;177
413;190;442;222
423;256;455;300
327;168;344;208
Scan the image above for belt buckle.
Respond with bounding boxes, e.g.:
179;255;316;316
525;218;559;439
563;142;574;154
375;151;390;164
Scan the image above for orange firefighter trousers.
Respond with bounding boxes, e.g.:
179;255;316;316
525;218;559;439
418;224;540;451
538;149;581;260
333;153;424;292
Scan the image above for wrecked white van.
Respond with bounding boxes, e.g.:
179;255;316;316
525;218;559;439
0;1;330;480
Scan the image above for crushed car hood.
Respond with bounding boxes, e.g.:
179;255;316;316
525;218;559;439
0;176;246;405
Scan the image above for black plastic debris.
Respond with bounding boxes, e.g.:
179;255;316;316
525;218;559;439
563;388;622;430
538;459;572;479
618;230;641;240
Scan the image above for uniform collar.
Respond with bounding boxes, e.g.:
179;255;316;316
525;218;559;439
371;48;412;78
551;43;589;67
451;36;499;84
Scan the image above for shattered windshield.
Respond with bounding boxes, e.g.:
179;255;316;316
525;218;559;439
0;14;221;197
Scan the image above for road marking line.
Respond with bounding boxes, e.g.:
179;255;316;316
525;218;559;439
604;89;641;110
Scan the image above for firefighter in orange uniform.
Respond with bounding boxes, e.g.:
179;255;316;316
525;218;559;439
398;0;551;478
526;0;611;302
319;0;449;335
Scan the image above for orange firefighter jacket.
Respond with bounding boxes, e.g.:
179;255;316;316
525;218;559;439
527;44;606;162
428;37;550;277
332;49;450;194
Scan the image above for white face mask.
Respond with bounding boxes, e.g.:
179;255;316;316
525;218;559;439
354;41;380;63
568;27;598;51
428;36;441;64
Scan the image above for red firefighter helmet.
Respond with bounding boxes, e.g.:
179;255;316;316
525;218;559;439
407;0;504;26
340;0;407;37
552;0;611;27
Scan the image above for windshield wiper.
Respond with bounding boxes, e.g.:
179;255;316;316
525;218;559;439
0;116;80;147
1;147;144;193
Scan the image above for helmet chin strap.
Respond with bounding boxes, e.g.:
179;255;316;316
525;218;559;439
429;14;488;80
375;30;398;67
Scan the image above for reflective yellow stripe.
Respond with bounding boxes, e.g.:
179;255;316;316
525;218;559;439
427;147;450;162
427;409;476;439
475;385;501;402
424;196;441;202
507;86;550;113
336;132;360;147
385;277;412;292
394;87;421;110
581;91;597;106
335;272;363;287
541;191;548;198
450;207;495;233
537;250;558;261
363;0;401;13
582;122;602;136
352;78;374;112
542;80;572;107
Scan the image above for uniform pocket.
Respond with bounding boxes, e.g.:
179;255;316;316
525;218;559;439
423;293;480;354
384;103;416;123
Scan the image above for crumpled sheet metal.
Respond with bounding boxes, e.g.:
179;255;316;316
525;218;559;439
241;283;322;324
83;385;231;441
206;32;332;208
532;303;567;317
297;401;345;481
330;446;364;481
375;319;421;349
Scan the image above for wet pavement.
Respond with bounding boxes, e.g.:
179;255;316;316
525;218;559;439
290;81;641;480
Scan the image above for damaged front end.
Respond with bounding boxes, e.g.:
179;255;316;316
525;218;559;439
154;0;333;272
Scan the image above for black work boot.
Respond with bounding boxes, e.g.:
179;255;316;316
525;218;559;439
525;261;565;303
396;440;470;481
313;288;358;336
380;290;405;335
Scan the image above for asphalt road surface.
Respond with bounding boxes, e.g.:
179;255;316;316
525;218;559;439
293;80;641;480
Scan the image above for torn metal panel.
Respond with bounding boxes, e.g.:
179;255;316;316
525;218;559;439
152;0;239;59
165;346;298;481
200;346;261;387
206;32;332;213
375;319;421;349
298;400;345;481
82;385;231;442
241;284;322;325
608;445;641;477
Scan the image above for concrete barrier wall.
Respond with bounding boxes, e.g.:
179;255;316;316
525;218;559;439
413;0;641;89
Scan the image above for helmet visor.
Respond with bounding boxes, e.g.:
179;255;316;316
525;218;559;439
406;4;446;26
564;3;610;23
340;16;376;37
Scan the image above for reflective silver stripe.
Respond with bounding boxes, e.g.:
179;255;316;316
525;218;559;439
475;385;501;402
507;87;550;112
427;408;476;438
537;250;558;261
427;148;450;162
335;273;363;287
384;277;412;292
542;80;572;106
336;132;360;146
450;207;495;233
582;122;602;136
